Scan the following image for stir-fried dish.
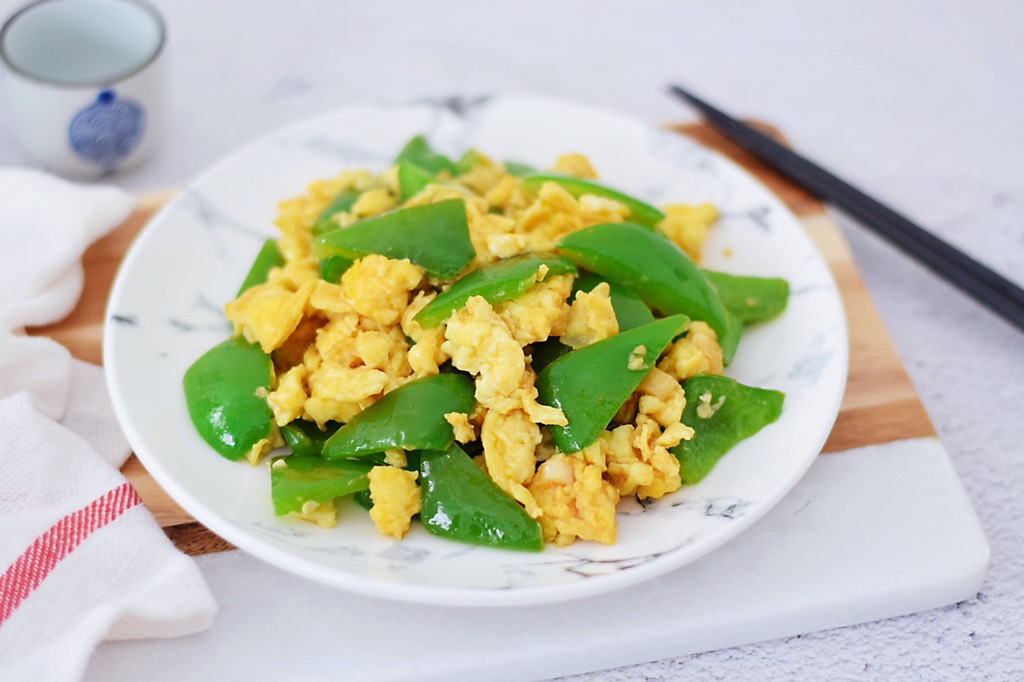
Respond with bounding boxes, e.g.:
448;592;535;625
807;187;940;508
183;136;788;551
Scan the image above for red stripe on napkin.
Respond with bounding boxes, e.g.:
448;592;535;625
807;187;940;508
0;482;142;627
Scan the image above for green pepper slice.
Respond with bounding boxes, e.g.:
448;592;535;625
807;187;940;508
183;337;274;461
236;238;284;296
280;420;340;457
312;189;361;237
395;135;457;175
455;149;481;175
529;338;570;374
537;314;688;454
397;160;436;201
503;161;536;177
672;375;784;484
270;456;372;516
353;488;374;510
314;199;475;279
419;445;543;551
572;272;655;332
558;222;742;364
522;173;665;227
322;373;476;459
414;254;578;328
702;270;789;324
319;255;353;283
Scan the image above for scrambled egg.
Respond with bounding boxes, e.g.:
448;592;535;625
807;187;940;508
226;279;315;353
561;282;618;349
656;203;719;263
658;321;724;381
239;149;727;546
528;453;619;545
367;466;421;539
340;254;423;326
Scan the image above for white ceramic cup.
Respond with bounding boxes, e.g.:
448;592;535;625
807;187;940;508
0;0;165;179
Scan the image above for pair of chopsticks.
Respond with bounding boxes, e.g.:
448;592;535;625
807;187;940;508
669;84;1024;333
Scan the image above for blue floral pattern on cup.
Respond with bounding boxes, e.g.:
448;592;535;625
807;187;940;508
68;89;146;171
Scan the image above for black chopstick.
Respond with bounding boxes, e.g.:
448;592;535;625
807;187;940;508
668;84;1024;333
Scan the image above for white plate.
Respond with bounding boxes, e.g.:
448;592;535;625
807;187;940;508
104;95;848;607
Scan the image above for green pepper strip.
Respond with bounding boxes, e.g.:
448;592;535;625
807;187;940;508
455;149;480;175
558;222;742;364
322;373;476;459
312;189;361;237
398;160;436;201
672;375;784;484
319;255;353;283
395;135;458;175
183;337;274;461
415;254;578;328
270;456;372;516
236;238;284;297
528;338;570;375
537;314;688;454
702;269;789;324
313;199;475;280
503;161;536;178
281;420;340;457
521;173;666;227
419;445;543;552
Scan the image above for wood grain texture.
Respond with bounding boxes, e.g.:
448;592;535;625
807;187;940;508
28;122;934;554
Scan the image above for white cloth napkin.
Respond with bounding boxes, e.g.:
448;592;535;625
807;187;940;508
0;169;217;681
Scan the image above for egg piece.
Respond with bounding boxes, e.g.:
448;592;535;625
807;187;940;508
274;198;320;261
481;408;543;518
603;412;687;500
495;274;573;346
528;453;619;546
314;314;362;366
367;466;421;540
467;212;523;265
268;256;320;291
308;361;388;404
288;499;339;529
266;364;308;426
400;290;437;341
636;367;686;428
518;376;569;426
225;279;315;353
309;281;355;314
561;281;619;349
657;321;724;381
486;175;530;214
577;195;630;226
302;396;365;428
601;424;651;497
406;327;448;378
341;255;424;326
383;448;407;468
656;203;719;263
630;415;684;499
243;427;283;467
457;153;506;196
552;153;598;179
442;295;526;413
350;187;397;219
515;182;584;253
445;412;477;443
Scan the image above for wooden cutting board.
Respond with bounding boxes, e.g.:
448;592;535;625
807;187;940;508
27;121;935;557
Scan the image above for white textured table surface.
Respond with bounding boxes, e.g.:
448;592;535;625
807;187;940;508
3;0;1022;678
